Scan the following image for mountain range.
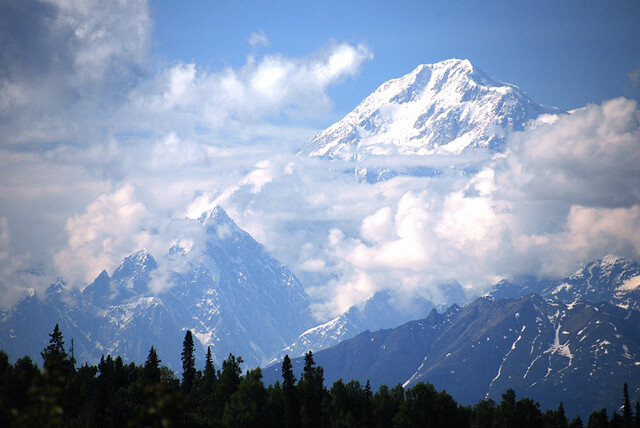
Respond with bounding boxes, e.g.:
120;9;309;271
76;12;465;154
487;255;640;311
264;290;640;418
277;281;467;361
1;58;638;419
0;207;314;369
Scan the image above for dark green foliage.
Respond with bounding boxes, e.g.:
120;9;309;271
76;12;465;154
588;408;609;428
41;324;75;378
623;383;633;428
494;388;517;428
182;330;196;393
570;415;584;428
0;324;635;427
471;398;495;428
299;351;325;428
282;354;299;428
144;345;161;383
222;367;267;427
394;381;466;428
373;383;404;428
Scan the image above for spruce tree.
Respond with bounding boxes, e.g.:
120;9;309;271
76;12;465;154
181;330;196;393
41;324;74;376
568;415;584;428
300;351;324;428
282;354;299;428
204;346;214;379
623;383;633;427
144;346;161;383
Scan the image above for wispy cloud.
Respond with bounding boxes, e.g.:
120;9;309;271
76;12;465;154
248;30;270;48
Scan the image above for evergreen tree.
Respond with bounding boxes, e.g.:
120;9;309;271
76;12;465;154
265;381;285;428
204;346;215;380
143;346;161;384
494;388;517;428
200;346;216;398
634;401;640;428
41;324;74;377
373;384;404;428
181;330;196;393
361;379;373;428
194;346;217;425
569;415;584;428
542;401;568;428
471;398;495;428
0;351;11;425
329;379;357;427
623;383;633;427
216;353;243;413
222;367;267;427
587;408;609;428
282;354;299;428
514;397;541;428
299;351;325;428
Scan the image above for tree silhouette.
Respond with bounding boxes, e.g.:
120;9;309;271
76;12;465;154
181;330;196;393
41;324;74;377
143;346;161;383
282;354;299;428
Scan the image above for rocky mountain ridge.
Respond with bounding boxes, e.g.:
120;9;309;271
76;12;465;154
0;207;314;369
300;58;560;160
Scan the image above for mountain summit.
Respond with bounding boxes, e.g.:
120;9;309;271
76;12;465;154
300;59;560;159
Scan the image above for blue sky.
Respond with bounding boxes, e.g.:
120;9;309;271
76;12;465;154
151;0;640;116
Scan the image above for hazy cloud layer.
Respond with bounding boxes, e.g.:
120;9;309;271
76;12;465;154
1;1;639;320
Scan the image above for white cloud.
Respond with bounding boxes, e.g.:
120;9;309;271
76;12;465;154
123;41;373;140
248;30;269;48
0;0;151;146
53;184;151;284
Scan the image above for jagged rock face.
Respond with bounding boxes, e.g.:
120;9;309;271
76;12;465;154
488;256;640;311
160;206;315;367
0;207;314;370
541;256;640;311
300;59;560;159
264;295;640;419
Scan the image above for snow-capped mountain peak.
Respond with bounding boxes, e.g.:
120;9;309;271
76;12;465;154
198;206;243;242
300;58;560;159
198;205;232;226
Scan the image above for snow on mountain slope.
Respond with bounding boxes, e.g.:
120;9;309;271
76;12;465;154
541;256;640;311
300;58;560;159
0;207;314;369
265;294;640;419
487;256;640;312
278;282;467;360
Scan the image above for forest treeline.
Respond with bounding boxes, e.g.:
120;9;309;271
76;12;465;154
1;324;639;427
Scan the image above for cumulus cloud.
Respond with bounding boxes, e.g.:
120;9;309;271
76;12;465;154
53;184;153;284
124;41;373;139
0;0;151;146
218;98;640;318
